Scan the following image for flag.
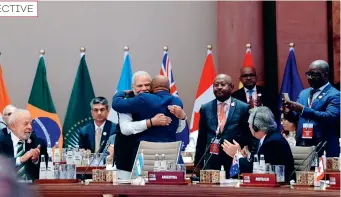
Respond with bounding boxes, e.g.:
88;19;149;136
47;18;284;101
316;157;325;181
63;50;95;147
185;47;216;152
135;152;144;177
238;45;254;88
107;48;133;123
277;46;304;125
27;52;63;148
0;58;11;114
229;152;240;177
160;48;189;150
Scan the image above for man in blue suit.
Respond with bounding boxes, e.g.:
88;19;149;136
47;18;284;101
112;75;183;143
283;60;340;157
79;97;117;153
194;74;252;178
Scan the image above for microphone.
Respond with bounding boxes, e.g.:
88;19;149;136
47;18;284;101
81;140;109;183
190;135;219;182
201;133;223;171
288;141;323;181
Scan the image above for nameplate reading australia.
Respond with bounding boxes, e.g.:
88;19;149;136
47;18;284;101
242;173;277;187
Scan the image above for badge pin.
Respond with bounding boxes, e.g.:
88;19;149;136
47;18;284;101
257;93;262;97
103;132;107;136
27;138;32;144
318;95;322;99
231;102;235;107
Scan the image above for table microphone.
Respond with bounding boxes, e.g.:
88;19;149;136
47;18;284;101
81;140;109;183
190;134;221;182
288;141;324;181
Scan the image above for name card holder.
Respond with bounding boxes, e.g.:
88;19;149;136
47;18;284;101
242;173;280;187
148;171;186;185
327;172;340;190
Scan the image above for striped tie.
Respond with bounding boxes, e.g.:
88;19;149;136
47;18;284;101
16;140;26;179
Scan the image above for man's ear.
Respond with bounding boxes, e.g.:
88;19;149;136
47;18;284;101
230;83;234;91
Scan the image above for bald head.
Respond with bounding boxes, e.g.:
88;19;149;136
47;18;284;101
213;73;234;102
8;109;32;141
240;66;257;90
151;75;170;93
307;60;329;89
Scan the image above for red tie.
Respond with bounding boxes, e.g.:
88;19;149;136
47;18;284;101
218;103;226;132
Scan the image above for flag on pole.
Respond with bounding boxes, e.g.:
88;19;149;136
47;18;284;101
63;48;95;147
107;46;133;123
160;47;189;150
185;45;217;152
0;54;11;114
316;156;325;181
277;44;304;125
27;50;63;148
229;151;240;177
238;44;254;89
135;151;144;177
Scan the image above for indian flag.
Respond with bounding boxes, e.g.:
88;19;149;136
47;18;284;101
27;51;62;148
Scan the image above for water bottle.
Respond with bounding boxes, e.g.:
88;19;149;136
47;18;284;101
220;165;225;183
253;154;260;173
259;154;266;173
153;154;160;171
53;142;60;162
47;142;52;156
160;154;167;171
39;155;46;179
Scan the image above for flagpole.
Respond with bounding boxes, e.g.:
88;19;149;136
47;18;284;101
163;46;168;52
207;44;212;50
124;46;129;51
246;43;251;50
40;49;45;56
289;42;295;48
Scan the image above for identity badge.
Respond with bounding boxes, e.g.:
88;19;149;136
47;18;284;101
302;123;313;139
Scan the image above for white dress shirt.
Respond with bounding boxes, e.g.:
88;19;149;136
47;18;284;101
216;97;232;120
11;132;25;166
94;120;106;132
119;113;187;136
244;86;257;103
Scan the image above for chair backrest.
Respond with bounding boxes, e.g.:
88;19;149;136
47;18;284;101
290;146;315;171
130;141;181;179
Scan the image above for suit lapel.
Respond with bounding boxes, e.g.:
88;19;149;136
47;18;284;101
223;98;236;131
211;100;218;130
2;134;14;157
311;84;332;109
89;123;95;152
100;121;111;148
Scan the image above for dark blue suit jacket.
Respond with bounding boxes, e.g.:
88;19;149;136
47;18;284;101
239;131;294;182
194;98;251;177
112;90;183;143
287;83;340;157
78;120;117;153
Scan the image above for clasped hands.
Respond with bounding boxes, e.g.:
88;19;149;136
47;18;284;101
20;145;40;163
281;97;304;113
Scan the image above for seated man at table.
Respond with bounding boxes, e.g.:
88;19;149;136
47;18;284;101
79;97;117;153
112;75;183;143
222;106;294;182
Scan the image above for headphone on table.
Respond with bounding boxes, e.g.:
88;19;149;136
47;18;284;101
252;107;260;133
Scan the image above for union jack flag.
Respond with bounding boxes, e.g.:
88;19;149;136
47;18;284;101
160;49;189;150
160;51;178;96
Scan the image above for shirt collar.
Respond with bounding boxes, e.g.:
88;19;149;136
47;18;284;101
217;97;232;106
7;127;12;134
318;82;330;92
259;134;267;146
94;121;106;131
10;131;22;145
244;86;257;94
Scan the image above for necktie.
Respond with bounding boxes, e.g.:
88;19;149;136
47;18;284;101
218;103;226;132
95;127;102;152
248;89;254;108
16;140;26;179
309;89;320;106
256;141;261;154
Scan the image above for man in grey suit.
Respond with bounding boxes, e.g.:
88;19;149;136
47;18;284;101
194;74;252;178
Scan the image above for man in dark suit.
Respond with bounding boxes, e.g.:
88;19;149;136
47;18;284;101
0;109;47;180
232;67;268;109
79;97;117;153
112;75;183;143
222;106;294;182
194;74;252;178
283;60;340;157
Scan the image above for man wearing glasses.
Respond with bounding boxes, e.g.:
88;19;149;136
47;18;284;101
283;60;340;157
232;67;269;109
78;97;117;153
1;105;17;135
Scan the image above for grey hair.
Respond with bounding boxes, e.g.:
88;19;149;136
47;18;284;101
3;104;17;116
90;96;109;109
132;71;151;85
248;106;277;134
8;109;30;126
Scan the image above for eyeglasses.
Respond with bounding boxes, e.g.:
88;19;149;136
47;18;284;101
213;83;232;88
305;72;321;78
241;74;256;78
4;112;12;116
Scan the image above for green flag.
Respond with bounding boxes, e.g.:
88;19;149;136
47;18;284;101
27;53;63;148
63;52;95;147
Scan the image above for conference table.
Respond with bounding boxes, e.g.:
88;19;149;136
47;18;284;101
31;183;340;197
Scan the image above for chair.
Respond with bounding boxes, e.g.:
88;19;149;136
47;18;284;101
290;146;315;171
130;141;182;179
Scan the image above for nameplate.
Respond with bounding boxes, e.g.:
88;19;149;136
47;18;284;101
148;171;185;185
327;172;340;189
242;173;278;187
